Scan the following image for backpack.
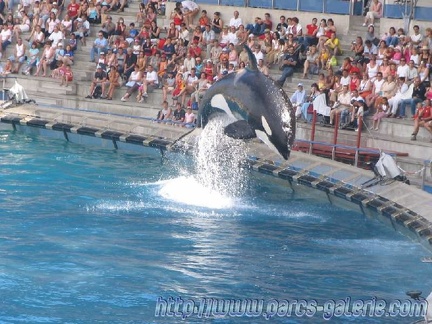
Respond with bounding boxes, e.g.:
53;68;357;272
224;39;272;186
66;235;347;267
93;85;102;99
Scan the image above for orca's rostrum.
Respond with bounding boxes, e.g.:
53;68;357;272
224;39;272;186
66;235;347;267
197;45;295;160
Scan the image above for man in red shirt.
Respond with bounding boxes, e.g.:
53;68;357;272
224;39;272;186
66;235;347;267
67;0;80;21
304;17;318;47
411;99;432;141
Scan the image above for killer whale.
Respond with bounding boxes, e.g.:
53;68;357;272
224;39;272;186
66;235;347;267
197;45;295;160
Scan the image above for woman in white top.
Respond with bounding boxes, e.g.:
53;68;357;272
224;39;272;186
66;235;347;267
359;73;372;99
366;57;379;80
60;15;73;36
120;66;143;101
46;12;60;36
418;60;430;86
179;23;190;46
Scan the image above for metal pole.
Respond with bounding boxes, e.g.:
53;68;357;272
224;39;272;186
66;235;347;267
296;0;300;11
332;113;339;161
421;160;427;191
354;116;363;167
309;110;317;154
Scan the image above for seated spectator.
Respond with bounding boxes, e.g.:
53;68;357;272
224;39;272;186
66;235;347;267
291;83;306;119
86;65;108;99
9;37;27;73
257;59;269;76
385;27;399;47
172;72;186;106
418;60;430;86
399;77;426;117
324;32;341;56
184;107;196;126
60;64;73;87
365;25;380;47
363;0;382;27
172;102;185;123
211;11;223;35
246;17;265;37
22;42;40;75
123;47;137;80
411;99;432;141
388;77;410;117
90;31;108;63
104;65;120;100
120;65;143;102
27;24;45;49
0;23;12;54
73;14;90;46
300;83;321;122
330;84;351;125
157;101;172;121
137;64;159;102
100;15;115;39
181;0;199;28
190;72;210;108
13;11;30;42
198;10;210;31
229;10;242;30
60;14;73;37
366;72;385;107
35;41;55;76
275;45;298;87
351;36;364;61
87;1;101;24
372;97;389;130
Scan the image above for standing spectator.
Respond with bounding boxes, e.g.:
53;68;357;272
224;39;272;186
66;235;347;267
90;31;108;63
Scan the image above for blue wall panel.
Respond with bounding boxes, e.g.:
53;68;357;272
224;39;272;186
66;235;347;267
220;0;245;6
273;0;297;10
325;0;350;15
384;4;403;19
248;0;272;8
299;0;323;13
195;0;219;4
414;6;432;21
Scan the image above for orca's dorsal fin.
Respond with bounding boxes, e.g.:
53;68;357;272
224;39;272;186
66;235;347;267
244;45;258;71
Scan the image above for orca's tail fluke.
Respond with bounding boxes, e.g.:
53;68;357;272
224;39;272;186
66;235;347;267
244;45;258;71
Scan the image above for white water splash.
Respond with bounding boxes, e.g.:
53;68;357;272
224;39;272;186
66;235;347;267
158;176;235;209
194;115;248;198
156;115;249;209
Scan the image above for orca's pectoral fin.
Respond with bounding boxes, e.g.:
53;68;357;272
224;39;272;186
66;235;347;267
224;120;257;139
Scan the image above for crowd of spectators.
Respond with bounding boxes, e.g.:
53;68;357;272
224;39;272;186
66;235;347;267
0;0;431;136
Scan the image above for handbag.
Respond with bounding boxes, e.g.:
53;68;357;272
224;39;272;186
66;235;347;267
125;81;136;87
307;103;314;114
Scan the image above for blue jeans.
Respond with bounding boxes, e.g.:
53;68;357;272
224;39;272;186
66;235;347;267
301;102;312;122
385;36;398;47
399;98;422;117
278;66;294;85
90;46;106;62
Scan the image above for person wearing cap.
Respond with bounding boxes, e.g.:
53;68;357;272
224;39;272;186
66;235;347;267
86;65;107;99
90;30;108;62
291;83;306;118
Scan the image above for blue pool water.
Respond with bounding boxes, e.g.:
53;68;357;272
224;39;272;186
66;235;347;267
0;129;431;323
